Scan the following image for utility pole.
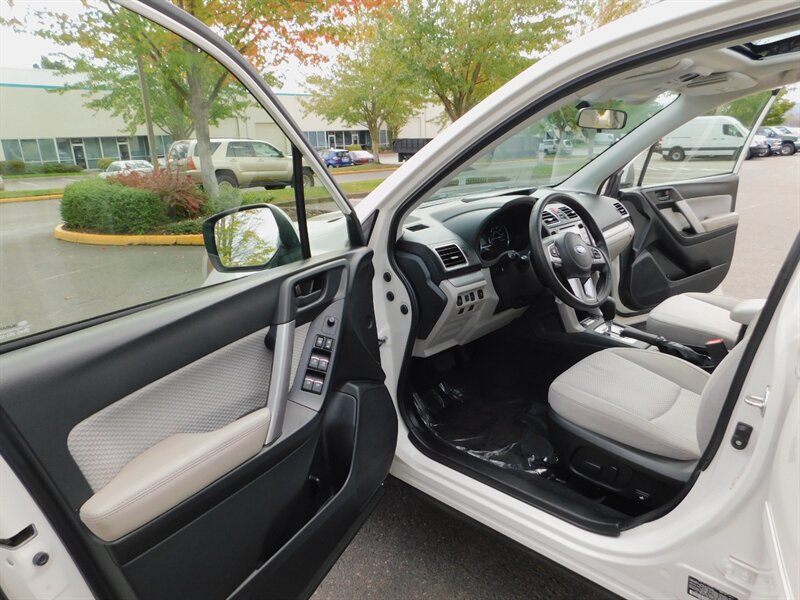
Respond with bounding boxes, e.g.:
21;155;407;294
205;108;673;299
136;54;160;171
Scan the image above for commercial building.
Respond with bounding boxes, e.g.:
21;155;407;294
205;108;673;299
0;67;444;168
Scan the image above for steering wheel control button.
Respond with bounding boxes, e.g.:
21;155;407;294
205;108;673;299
591;248;602;259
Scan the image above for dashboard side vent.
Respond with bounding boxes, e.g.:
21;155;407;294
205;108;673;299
542;211;559;226
434;244;467;269
559;206;578;220
613;201;629;217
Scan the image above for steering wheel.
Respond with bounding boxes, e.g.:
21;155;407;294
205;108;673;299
529;195;612;311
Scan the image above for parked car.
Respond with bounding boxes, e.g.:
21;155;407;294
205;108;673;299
747;134;770;158
349;150;374;165
756;126;797;155
4;3;800;600
772;125;800;137
394;138;432;161
319;149;354;168
98;160;154;179
661;115;749;160
167;138;314;189
540;136;574;155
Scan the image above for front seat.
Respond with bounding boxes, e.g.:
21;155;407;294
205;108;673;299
646;293;764;349
547;342;746;506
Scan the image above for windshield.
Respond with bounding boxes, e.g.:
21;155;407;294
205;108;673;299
427;93;678;202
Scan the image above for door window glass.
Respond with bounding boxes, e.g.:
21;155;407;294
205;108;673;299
0;0;354;344
640;90;772;186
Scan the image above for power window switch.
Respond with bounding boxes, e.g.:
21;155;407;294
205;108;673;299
318;359;329;372
324;337;334;351
302;377;315;392
311;380;323;394
309;357;320;370
314;335;325;349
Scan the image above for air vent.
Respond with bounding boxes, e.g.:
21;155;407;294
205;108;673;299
542;211;559;226
434;244;467;269
559;206;578;220
613;201;629;217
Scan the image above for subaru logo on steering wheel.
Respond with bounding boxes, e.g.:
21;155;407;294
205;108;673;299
574;245;587;254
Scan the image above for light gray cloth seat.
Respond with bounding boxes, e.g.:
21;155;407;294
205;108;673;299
647;292;743;349
548;344;745;461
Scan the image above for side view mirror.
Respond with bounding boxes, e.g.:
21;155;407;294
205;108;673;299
202;204;301;272
577;107;628;130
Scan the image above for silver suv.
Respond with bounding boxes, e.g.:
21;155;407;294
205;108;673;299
167;138;314;189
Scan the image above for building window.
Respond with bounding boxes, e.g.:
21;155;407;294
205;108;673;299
20;139;41;163
84;138;102;168
38;139;58;162
379;129;388;145
56;139;73;163
1;139;23;161
101;137;119;159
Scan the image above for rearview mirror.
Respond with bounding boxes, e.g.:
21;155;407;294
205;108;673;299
202;204;301;272
577;107;628;130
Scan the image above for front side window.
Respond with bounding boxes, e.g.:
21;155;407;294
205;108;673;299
0;1;353;343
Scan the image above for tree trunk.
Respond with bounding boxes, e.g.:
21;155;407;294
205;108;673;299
369;122;382;165
136;54;160;172
187;64;219;197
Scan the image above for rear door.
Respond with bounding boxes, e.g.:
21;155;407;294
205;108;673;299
615;91;776;312
0;3;396;599
252;141;291;185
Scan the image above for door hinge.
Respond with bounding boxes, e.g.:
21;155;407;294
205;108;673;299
744;386;769;417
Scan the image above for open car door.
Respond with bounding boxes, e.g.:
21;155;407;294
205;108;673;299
0;2;396;599
615;91;777;311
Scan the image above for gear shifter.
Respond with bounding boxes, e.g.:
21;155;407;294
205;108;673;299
599;298;616;325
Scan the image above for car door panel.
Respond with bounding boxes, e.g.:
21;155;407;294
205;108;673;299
619;173;739;310
0;247;396;600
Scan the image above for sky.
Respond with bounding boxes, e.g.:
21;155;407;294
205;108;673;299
1;0;799;104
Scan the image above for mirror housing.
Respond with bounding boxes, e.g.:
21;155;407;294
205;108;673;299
577;107;628;130
202;204;302;272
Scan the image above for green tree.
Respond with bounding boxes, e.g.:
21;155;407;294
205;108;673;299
711;90;795;129
14;0;386;196
569;0;645;35
305;41;424;163
763;88;797;126
382;0;568;123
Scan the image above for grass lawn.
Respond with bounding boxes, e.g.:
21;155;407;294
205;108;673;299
332;163;398;174
0;188;63;199
2;172;89;180
248;178;386;204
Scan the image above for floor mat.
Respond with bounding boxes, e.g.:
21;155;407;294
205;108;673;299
412;367;558;479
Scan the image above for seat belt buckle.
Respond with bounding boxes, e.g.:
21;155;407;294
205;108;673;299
705;338;729;363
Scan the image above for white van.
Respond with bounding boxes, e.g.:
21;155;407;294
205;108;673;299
660;115;748;161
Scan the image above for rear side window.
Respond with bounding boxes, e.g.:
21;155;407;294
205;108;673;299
169;142;188;160
193;142;220;156
226;142;254;157
252;142;282;157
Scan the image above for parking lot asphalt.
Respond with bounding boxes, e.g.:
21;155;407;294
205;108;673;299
0;155;796;598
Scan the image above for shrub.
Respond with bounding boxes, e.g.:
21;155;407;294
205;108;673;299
345;144;362;151
61;179;168;234
162;219;204;235
42;162;83;174
0;160;26;175
203;186;247;216
112;170;206;218
97;158;115;170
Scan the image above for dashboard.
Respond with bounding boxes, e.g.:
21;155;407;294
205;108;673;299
395;190;635;357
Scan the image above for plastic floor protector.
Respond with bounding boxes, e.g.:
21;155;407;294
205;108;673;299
412;367;559;478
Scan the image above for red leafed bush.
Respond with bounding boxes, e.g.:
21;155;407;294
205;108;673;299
111;170;206;218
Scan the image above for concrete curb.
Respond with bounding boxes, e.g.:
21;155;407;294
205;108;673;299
0;194;63;204
54;224;203;246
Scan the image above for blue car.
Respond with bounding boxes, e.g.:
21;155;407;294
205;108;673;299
320;149;354;168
